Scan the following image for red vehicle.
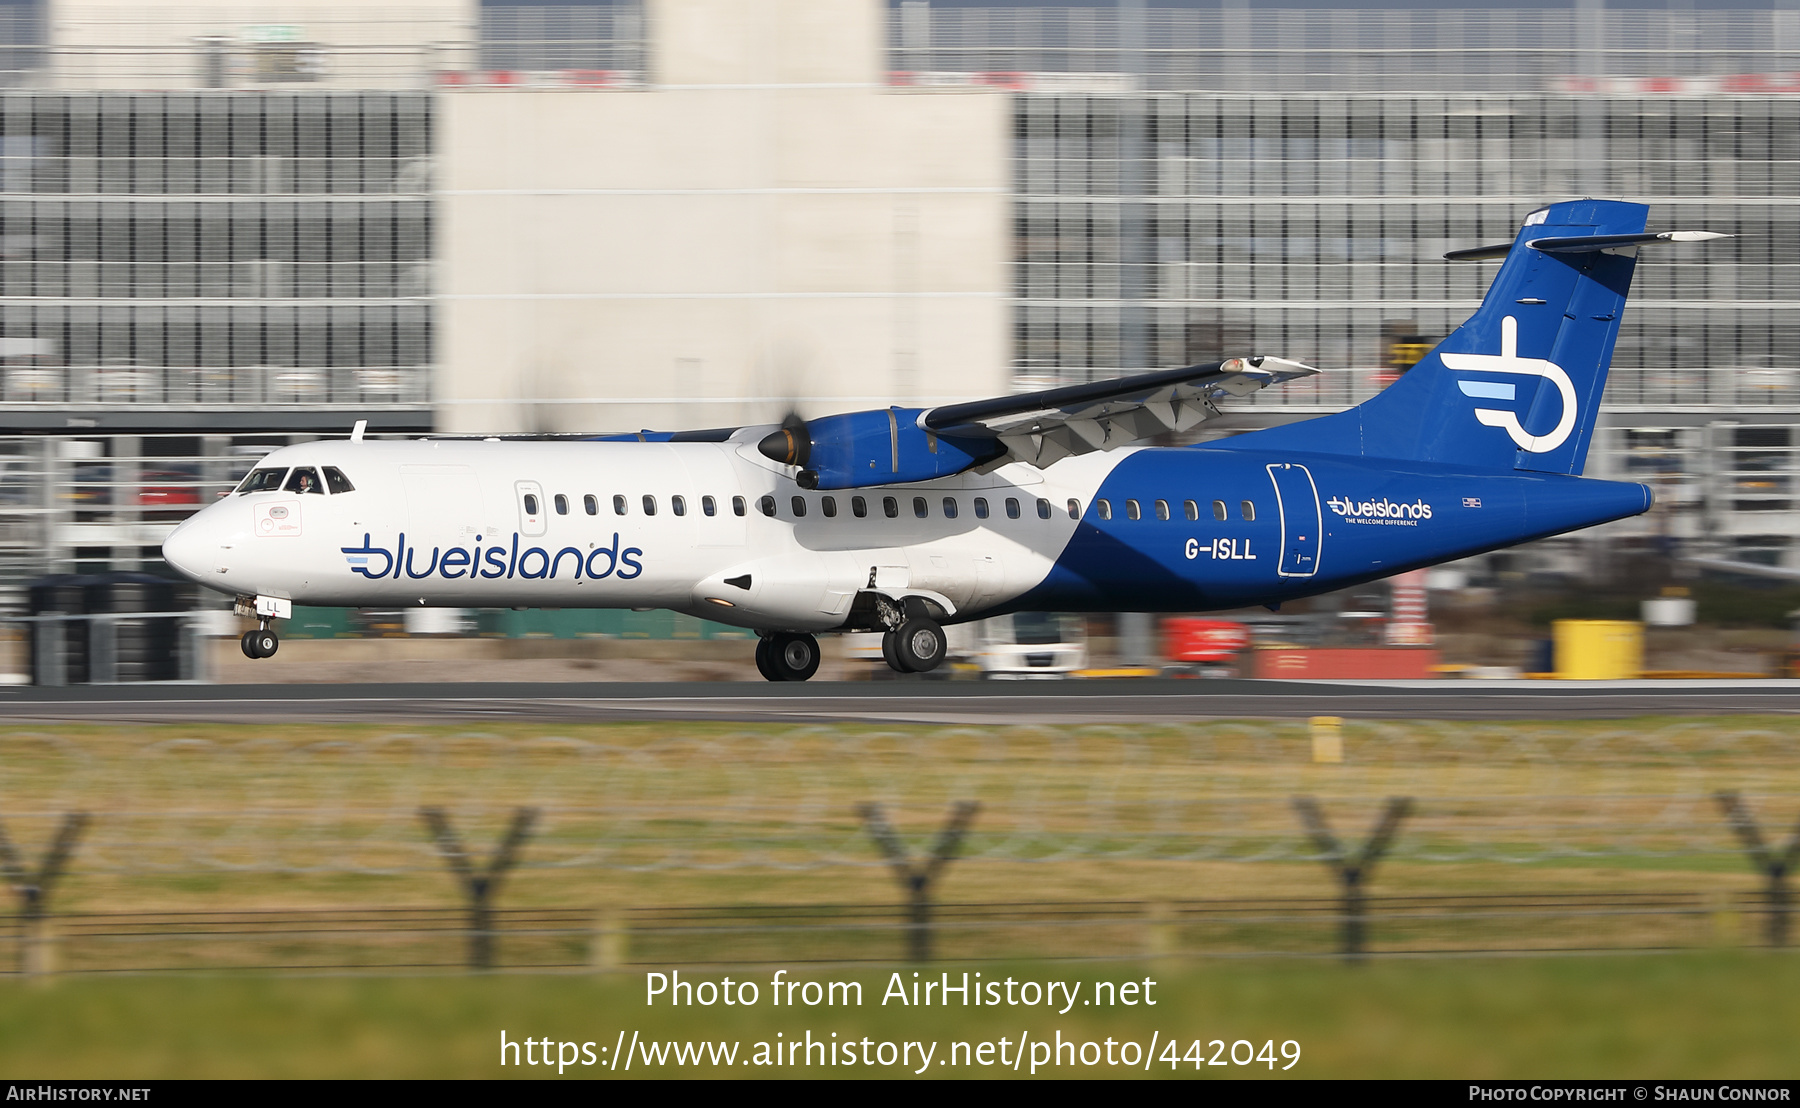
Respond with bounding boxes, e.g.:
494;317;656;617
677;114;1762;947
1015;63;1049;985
1164;618;1251;671
138;469;203;507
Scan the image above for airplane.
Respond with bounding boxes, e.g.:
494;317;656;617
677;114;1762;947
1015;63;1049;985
160;199;1725;681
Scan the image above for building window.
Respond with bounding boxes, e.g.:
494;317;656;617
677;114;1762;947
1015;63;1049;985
913;496;929;518
822;496;837;518
974;497;989;519
791;495;807;518
702;495;717;517
671;495;686;517
614;494;628;515
584;494;598;516
1241;500;1255;521
852;495;868;518
759;495;776;517
1006;497;1021;519
554;493;568;515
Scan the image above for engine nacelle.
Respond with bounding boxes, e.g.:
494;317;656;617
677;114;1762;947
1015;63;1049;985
758;408;1005;490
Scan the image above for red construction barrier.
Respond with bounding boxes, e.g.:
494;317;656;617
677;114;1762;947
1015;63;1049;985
1251;647;1440;680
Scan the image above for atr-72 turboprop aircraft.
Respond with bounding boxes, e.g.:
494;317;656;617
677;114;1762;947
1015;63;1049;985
162;199;1722;680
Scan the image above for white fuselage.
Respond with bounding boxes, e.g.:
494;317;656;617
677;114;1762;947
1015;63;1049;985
161;433;1124;631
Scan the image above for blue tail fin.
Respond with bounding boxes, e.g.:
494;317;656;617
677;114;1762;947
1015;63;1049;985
1229;199;1647;475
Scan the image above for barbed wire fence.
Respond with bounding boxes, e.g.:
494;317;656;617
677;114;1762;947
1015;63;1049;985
1;719;1798;972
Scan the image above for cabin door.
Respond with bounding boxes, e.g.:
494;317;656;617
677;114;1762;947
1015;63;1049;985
1265;463;1322;578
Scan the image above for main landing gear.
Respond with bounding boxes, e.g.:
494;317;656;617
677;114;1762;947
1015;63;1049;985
883;617;947;675
756;631;821;682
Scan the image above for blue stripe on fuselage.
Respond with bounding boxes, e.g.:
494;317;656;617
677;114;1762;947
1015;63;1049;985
1006;447;1650;614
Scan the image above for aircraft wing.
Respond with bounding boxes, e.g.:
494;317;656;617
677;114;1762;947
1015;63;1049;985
921;356;1318;467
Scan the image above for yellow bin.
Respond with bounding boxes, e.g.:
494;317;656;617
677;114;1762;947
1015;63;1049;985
1552;620;1644;680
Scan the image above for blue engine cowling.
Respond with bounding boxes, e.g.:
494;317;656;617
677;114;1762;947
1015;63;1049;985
758;408;1005;490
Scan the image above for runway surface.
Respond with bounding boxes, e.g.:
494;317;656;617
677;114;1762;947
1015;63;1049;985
6;678;1800;724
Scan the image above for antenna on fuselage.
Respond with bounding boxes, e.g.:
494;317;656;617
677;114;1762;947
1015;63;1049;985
351;419;367;442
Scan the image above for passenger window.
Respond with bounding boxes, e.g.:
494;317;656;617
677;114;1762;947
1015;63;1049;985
1096;499;1112;521
323;466;355;494
523;493;540;516
1066;499;1080;519
237;467;287;493
672;495;686;517
1155;499;1170;521
702;495;717;517
1213;499;1227;521
732;495;746;517
791;495;807;518
1184;499;1199;521
759;495;776;517
554;494;569;515
1037;498;1051;519
285;467;324;494
1241;500;1256;521
643;495;658;516
974;497;989;519
852;496;868;518
584;494;598;516
1125;499;1140;521
883;496;899;519
942;497;957;519
822;496;837;518
614;494;628;516
913;496;929;519
1006;497;1020;520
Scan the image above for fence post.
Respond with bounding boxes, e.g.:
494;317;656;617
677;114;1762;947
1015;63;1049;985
0;812;89;976
1292;796;1412;961
858;801;979;963
1713;791;1800;947
419;806;538;970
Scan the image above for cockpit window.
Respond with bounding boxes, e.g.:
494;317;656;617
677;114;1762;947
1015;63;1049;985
284;466;325;495
323;466;355;494
237;467;287;493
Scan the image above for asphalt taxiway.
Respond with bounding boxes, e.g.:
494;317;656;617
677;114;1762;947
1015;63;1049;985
4;678;1800;725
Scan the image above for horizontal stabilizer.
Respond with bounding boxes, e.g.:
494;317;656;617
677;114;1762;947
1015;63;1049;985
1447;229;1730;261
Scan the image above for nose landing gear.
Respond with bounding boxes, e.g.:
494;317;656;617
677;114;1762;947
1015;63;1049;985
240;624;279;659
755;632;821;682
233;595;289;660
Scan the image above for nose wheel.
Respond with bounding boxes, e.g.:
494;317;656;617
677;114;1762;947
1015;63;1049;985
755;632;820;682
240;625;279;660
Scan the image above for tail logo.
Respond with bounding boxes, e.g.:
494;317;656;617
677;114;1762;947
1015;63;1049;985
1440;315;1577;454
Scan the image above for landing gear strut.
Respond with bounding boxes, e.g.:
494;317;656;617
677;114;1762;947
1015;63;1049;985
756;632;821;682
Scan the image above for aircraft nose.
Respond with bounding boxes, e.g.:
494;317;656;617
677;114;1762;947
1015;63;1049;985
161;515;212;582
